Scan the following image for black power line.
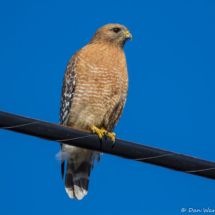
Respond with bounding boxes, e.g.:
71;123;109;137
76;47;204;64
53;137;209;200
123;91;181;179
0;110;215;180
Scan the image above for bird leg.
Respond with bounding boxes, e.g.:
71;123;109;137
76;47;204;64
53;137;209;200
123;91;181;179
91;125;116;143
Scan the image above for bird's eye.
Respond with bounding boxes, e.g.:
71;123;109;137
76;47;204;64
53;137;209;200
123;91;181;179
113;28;121;33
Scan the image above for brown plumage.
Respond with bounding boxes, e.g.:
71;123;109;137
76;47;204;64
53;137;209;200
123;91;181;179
59;23;132;200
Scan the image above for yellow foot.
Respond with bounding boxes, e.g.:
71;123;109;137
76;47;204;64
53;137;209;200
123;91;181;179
107;132;116;143
91;125;116;143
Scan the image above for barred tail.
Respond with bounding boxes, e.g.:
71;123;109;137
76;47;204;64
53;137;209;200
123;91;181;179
65;158;91;200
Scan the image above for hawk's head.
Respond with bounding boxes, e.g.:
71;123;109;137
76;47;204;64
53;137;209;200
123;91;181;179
89;24;132;48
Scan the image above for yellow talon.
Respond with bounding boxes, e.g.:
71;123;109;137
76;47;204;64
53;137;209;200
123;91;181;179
107;132;116;143
91;125;106;139
91;125;116;143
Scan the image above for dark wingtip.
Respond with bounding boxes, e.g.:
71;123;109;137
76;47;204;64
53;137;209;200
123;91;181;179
61;162;65;180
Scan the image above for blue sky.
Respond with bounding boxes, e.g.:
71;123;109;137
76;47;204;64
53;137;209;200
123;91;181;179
0;0;215;214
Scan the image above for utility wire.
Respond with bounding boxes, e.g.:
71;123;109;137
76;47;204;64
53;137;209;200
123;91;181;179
0;110;215;180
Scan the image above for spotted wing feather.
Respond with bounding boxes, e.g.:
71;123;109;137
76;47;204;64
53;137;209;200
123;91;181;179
59;55;77;126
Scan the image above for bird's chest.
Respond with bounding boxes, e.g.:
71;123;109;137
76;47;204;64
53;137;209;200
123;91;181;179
76;56;127;101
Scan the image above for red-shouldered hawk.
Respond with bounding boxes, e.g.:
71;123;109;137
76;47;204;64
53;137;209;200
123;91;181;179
59;24;132;200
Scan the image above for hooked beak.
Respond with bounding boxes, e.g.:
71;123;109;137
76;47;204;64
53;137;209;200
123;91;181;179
122;30;133;42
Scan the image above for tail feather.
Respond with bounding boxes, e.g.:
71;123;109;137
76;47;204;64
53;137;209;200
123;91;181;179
60;143;65;180
65;160;91;200
59;146;101;200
